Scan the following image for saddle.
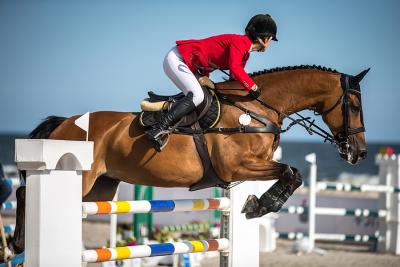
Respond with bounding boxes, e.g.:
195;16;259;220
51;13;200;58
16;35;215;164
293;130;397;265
139;87;220;129
139;84;229;191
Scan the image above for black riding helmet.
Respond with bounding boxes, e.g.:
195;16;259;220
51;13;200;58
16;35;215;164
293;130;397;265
245;14;278;42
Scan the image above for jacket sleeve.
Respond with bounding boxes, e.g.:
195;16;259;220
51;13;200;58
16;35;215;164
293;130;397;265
229;41;256;91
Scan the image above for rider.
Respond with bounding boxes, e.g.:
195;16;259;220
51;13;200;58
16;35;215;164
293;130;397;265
145;14;278;151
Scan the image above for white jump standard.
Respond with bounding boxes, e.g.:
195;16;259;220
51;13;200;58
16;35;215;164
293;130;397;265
15;139;93;267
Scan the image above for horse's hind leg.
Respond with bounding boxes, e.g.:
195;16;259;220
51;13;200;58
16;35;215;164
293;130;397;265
242;164;303;219
12;186;25;253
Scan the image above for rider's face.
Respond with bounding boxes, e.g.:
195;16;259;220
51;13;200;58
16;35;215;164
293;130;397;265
251;36;273;52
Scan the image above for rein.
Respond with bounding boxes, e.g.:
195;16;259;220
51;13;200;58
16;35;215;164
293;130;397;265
214;90;336;143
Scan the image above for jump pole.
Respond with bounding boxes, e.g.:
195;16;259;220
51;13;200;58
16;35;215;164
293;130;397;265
15;139;259;266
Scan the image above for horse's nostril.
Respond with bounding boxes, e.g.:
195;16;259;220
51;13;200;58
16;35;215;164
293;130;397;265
359;150;368;159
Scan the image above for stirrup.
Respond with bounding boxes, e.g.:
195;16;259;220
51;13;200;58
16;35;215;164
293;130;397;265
153;132;171;152
146;129;171;152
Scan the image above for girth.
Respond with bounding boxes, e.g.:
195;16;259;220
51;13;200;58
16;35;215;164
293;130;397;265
189;121;230;191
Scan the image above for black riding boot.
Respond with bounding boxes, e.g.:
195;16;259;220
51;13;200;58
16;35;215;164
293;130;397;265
145;92;196;151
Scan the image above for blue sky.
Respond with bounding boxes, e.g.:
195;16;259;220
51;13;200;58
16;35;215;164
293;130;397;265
0;0;399;142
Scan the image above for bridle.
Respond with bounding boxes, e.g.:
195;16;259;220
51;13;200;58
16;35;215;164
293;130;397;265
214;73;365;153
331;74;365;153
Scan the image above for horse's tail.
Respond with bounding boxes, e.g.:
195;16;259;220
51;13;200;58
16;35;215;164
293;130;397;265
29;115;67;139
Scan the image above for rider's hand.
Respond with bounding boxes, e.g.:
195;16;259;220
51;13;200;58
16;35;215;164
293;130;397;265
249;84;262;99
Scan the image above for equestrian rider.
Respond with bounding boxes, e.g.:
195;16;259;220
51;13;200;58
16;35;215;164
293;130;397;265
145;14;278;151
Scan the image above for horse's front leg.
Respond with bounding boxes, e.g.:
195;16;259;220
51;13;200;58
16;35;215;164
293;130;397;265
236;160;303;219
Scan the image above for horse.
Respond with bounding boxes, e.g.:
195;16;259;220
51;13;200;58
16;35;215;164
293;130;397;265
12;65;369;253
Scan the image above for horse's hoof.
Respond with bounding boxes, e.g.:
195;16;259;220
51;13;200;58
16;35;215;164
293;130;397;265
241;195;259;214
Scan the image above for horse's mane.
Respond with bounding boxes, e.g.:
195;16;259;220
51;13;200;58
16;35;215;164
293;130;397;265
249;65;339;77
229;65;339;81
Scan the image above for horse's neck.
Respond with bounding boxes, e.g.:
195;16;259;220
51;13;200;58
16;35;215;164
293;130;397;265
253;70;341;115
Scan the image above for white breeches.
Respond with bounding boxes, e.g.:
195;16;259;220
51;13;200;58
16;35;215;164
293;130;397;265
163;46;204;106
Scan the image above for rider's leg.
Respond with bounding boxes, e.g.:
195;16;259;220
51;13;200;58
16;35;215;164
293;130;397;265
145;47;204;151
145;92;195;150
163;46;204;106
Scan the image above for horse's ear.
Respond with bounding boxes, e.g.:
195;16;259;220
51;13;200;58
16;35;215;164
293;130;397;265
354;68;370;83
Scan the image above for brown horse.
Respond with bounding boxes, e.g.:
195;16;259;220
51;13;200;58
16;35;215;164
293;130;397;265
12;65;369;252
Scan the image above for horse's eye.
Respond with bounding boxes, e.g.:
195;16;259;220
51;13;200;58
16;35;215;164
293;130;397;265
351;104;360;113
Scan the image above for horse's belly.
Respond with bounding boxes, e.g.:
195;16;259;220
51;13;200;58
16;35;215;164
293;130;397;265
108;133;204;188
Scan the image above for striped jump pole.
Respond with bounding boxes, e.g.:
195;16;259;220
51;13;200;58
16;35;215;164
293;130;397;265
82;198;230;216
82;238;229;263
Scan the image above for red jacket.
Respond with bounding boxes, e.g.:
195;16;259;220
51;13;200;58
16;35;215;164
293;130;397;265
176;34;255;91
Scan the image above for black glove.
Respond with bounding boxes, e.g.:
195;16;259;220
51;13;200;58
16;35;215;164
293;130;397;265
249;86;262;99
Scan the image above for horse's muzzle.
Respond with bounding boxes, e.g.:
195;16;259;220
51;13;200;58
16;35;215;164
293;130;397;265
338;137;367;165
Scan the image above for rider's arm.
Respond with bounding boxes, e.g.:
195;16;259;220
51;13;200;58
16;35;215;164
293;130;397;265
229;41;256;91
